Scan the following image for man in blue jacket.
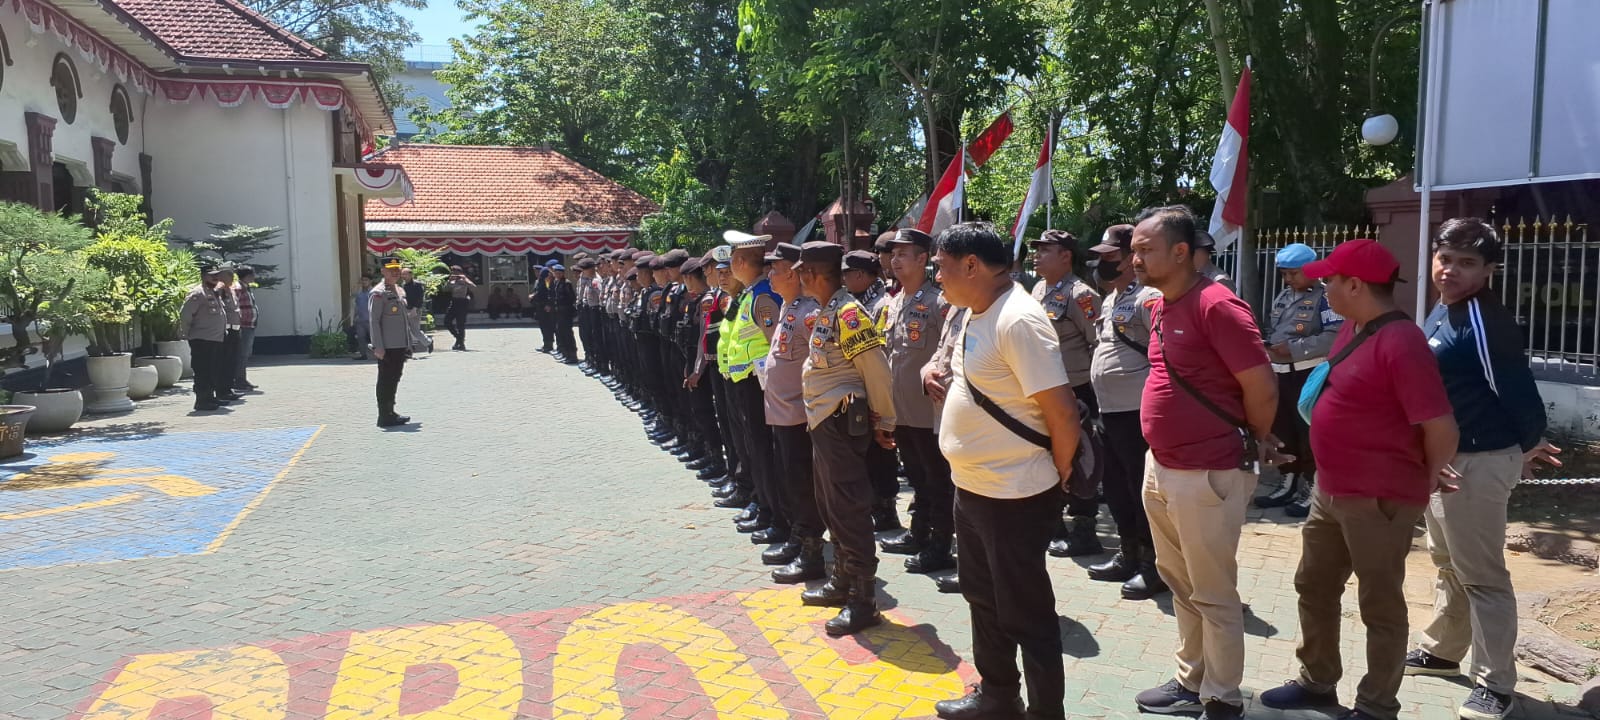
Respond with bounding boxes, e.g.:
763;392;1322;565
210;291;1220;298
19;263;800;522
1405;218;1560;720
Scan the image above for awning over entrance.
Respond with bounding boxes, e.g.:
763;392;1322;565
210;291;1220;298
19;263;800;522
365;232;632;256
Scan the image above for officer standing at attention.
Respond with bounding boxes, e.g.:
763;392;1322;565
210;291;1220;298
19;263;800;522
1028;230;1105;559
760;242;825;581
180;261;233;412
1084;225;1168;599
1193;230;1238;294
680;255;730;484
795;240;899;637
874;231;902;297
531;261;557;353
634;254;668;440
552;264;579;363
1257;242;1341;518
722;231;784;535
711;244;756;510
877;228;957;576
843;249;905;533
369;257;414;427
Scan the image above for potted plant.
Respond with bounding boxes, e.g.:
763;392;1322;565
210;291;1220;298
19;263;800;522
137;243;196;386
0;202;102;435
89;192;192;382
0;398;34;459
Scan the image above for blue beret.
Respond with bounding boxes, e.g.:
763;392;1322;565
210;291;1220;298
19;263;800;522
550;264;566;271
545;259;561;268
1276;243;1317;270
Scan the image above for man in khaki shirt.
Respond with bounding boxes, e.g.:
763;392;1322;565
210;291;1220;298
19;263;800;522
876;229;956;576
794;241;897;638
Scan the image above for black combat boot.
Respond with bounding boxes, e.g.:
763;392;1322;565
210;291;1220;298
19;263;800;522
771;538;825;582
1047;515;1103;557
879;516;927;555
762;538;803;567
870;499;903;532
800;565;851;607
713;489;751;508
905;534;956;574
751;523;789;545
1121;560;1170;600
824;576;883;637
1088;537;1142;582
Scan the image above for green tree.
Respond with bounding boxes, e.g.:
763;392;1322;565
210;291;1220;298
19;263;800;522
0;203;102;370
181;224;284;289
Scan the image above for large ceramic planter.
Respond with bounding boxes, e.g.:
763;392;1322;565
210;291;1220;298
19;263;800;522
0;405;35;459
134;356;182;388
85;353;135;414
127;365;158;400
155;340;193;379
11;389;83;434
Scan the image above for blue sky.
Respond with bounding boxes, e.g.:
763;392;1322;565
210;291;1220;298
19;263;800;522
399;2;475;60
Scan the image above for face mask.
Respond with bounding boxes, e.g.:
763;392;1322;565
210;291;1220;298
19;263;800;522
1095;259;1123;282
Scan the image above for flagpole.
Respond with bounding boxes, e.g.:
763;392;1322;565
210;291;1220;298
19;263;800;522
1045;116;1055;230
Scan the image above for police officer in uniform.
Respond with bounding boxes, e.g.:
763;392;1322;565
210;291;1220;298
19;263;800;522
1258;243;1341;518
680;255;729;484
710;244;755;510
843;249;904;532
1025;229;1107;559
179;261;234;412
876;228;957;575
1085;225;1168;599
794;240;899;637
634;255;671;442
575;258;600;371
759;242;824;579
656;249;701;463
531;261;557;353
920;302;970;594
552;264;579;362
369;257;414;427
1194;230;1237;294
874;231;901;297
722;231;783;533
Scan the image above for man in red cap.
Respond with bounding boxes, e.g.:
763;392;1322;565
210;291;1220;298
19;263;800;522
1259;238;1461;720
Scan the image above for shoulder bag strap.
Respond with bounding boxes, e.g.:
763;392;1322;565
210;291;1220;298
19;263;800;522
1325;310;1408;371
1152;313;1248;429
960;314;1052;450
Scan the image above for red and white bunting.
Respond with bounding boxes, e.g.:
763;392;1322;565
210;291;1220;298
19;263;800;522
1011;130;1053;258
1208;64;1252;250
365;234;634;256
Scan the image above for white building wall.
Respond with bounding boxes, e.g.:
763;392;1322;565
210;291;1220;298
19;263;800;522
0;9;150;183
145;101;340;340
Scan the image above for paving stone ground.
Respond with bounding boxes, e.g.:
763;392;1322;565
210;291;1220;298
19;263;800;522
0;326;1588;719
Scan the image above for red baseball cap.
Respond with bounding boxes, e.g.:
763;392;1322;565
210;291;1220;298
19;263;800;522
1301;239;1404;284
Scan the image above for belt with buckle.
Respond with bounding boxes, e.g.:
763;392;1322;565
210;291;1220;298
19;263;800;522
1273;357;1327;374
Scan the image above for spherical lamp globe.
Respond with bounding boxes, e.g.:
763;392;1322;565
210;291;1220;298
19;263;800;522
1362;114;1400;146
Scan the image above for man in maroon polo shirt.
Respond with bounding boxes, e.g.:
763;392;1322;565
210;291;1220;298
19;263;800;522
1259;239;1460;720
1130;206;1285;720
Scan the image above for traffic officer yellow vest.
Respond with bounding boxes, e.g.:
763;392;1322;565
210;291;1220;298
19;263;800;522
724;278;778;382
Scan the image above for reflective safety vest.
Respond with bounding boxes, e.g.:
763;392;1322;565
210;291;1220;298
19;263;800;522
724;278;779;382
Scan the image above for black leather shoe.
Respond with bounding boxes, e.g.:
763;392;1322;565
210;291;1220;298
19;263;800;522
933;686;1024;719
1047;517;1104;557
800;572;850;607
697;467;727;482
761;540;802;566
1122;564;1170;600
377;414;407;427
216;392;244;402
713;491;751;509
751;525;789;545
734;503;759;523
879;530;925;556
905;544;956;574
934;574;962;594
686;456;713;471
1087;551;1139;583
735;517;769;534
678;451;707;465
870;503;903;532
711;483;738;499
772;539;825;582
194;402;221;412
824;578;882;637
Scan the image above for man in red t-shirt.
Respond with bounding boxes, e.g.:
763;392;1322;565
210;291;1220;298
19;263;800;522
1259;239;1459;720
1130;206;1283;720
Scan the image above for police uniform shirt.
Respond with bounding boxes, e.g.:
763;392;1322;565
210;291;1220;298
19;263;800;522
884;284;950;429
764;296;820;426
179;283;228;342
1200;262;1237;294
220;285;242;328
1090;282;1162;413
368;282;411;351
802;288;897;431
1031;273;1100;386
1266;284;1342;370
639;284;665;334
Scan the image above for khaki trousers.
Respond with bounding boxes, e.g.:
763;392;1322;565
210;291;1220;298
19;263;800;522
1142;452;1255;706
1420;449;1522;694
1294;490;1426;720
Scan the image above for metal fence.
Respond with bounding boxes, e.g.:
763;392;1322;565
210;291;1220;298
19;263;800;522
1213;225;1379;320
1492;216;1598;376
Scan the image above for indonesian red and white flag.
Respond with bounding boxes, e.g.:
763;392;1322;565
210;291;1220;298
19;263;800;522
918;145;966;236
966;111;1014;167
893;193;928;229
1011;130;1052;258
1208;64;1252;250
794;210;823;243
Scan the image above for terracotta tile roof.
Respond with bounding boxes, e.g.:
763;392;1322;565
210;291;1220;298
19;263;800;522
364;145;661;229
113;0;327;61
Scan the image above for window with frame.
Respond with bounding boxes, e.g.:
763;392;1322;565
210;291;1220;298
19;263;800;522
110;86;132;144
487;255;528;283
51;54;80;124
